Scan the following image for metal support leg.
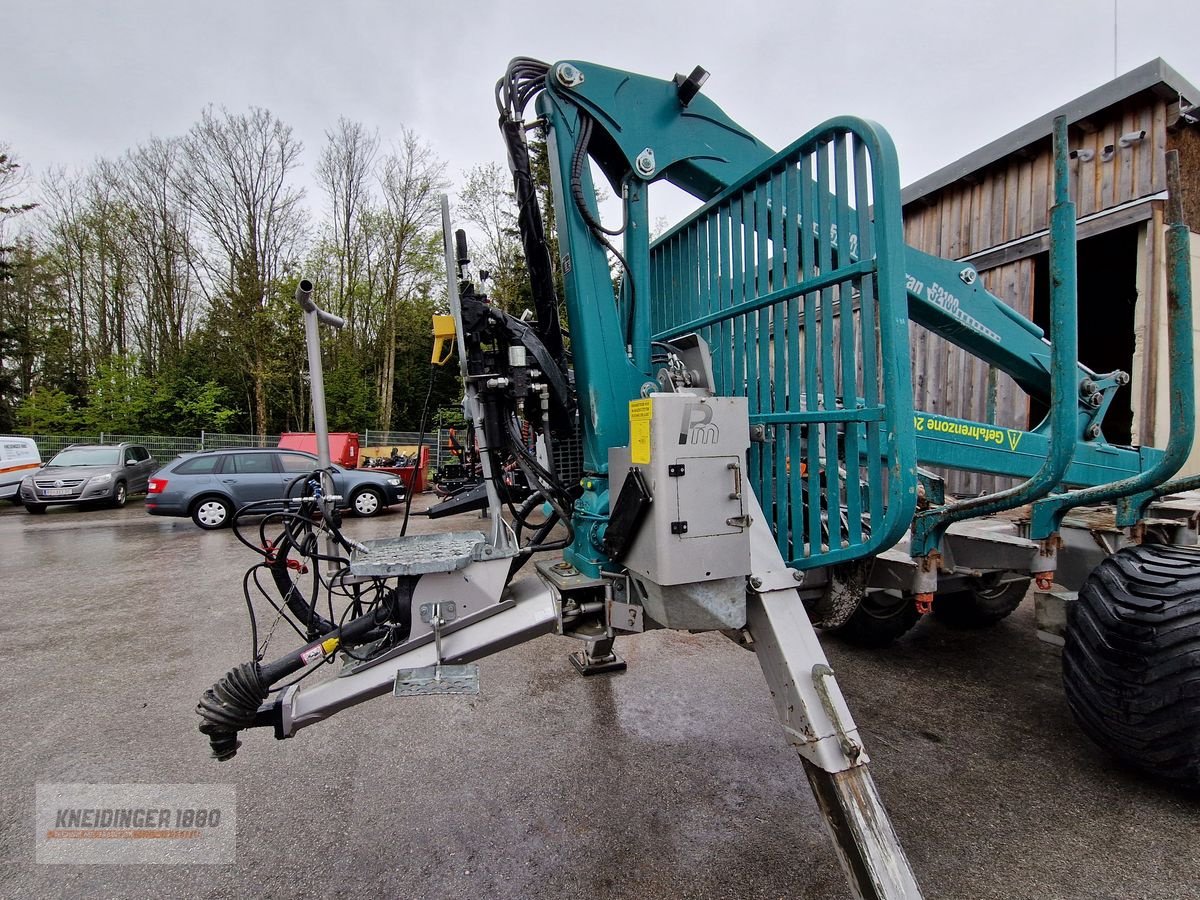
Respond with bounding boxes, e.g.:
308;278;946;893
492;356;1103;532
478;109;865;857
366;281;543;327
743;491;921;899
803;759;923;899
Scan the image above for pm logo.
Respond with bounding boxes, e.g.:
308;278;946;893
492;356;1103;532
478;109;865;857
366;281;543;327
679;404;720;445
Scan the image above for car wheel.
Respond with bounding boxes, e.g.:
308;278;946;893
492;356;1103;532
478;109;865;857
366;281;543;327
24;503;46;514
192;496;233;530
350;487;385;517
111;481;128;508
829;589;921;648
932;574;1030;628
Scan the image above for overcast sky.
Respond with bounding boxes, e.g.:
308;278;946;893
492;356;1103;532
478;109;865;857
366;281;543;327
7;0;1198;223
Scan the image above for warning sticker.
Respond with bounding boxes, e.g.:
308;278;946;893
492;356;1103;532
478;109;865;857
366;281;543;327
630;399;653;464
913;414;1024;451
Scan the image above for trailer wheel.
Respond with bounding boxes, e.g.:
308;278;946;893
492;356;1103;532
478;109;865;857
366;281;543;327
932;574;1031;628
1063;543;1200;787
829;589;920;648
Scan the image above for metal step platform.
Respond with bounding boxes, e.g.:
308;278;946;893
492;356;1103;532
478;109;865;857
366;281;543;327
350;531;503;577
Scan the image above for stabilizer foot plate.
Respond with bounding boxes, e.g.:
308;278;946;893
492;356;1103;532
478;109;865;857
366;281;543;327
393;663;480;696
568;651;627;676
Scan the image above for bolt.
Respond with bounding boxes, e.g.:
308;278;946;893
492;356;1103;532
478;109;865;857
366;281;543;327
792;570;803;582
1115;371;1130;385
1088;392;1103;408
635;148;656;177
750;576;762;589
1081;379;1097;394
555;63;584;87
1087;423;1102;439
959;267;978;285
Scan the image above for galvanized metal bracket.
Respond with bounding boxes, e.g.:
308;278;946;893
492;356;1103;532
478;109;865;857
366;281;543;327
748;568;804;594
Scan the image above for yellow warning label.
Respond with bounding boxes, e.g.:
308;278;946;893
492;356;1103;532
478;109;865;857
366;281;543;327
912;414;1026;452
630;399;653;464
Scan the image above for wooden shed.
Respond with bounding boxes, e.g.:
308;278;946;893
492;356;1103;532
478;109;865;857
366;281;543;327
901;58;1200;494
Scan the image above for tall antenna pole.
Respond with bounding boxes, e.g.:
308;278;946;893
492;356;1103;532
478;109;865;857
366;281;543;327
1113;0;1118;78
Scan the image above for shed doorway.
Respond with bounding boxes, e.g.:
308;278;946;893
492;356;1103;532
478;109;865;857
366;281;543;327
1029;223;1139;444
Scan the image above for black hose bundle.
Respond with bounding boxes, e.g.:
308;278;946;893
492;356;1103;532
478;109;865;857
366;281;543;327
196;662;268;761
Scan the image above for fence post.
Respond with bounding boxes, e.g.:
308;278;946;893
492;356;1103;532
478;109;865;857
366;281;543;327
200;430;205;451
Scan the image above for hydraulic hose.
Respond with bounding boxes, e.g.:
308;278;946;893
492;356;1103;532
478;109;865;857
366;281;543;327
197;662;269;761
197;607;388;759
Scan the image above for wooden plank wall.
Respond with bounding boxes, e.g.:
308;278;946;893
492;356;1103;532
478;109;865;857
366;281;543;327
904;97;1168;259
902;95;1168;495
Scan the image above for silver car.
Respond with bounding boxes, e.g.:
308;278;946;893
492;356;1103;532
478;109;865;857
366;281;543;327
19;443;157;514
145;448;407;529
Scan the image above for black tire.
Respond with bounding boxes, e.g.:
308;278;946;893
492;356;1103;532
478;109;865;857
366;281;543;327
350;486;385;518
932;575;1031;628
191;495;233;530
830;589;921;648
110;481;128;509
1063;543;1200;787
24;502;46;514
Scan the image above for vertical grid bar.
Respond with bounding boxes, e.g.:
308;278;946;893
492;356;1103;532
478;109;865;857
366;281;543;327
771;166;789;550
739;194;748;400
715;206;724;393
732;196;746;400
705;210;720;388
665;234;677;332
745;188;760;484
785;159;804;562
656;235;666;331
834;135;862;545
753;177;772;513
801;153;821;558
686;222;697;357
853;140;884;529
755;178;772;520
816;139;843;553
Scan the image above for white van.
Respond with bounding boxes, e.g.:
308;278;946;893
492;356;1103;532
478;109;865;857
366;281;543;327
0;437;42;501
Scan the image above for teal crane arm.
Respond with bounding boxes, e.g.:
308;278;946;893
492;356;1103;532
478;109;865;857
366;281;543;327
518;59;1186;573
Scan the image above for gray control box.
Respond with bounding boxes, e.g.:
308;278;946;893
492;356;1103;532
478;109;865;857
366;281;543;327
608;392;751;587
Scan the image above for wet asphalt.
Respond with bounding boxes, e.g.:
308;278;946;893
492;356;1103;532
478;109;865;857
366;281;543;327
1;497;1198;900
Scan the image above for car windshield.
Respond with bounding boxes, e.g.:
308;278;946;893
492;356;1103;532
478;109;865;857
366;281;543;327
47;447;121;467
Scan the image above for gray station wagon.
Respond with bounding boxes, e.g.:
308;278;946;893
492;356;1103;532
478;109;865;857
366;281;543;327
19;442;157;513
145;448;407;529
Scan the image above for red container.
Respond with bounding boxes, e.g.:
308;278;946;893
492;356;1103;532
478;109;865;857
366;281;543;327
278;432;361;468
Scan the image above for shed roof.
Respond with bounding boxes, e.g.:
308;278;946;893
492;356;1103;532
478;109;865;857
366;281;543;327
902;58;1200;206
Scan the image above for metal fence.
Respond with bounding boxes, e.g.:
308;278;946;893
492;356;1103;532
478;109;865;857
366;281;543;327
1;430;459;470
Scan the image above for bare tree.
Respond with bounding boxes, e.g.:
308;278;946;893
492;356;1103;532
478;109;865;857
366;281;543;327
116;137;200;370
373;129;448;429
316;117;378;337
457;162;527;313
39;168;94;379
0;145;37;235
174;106;306;435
